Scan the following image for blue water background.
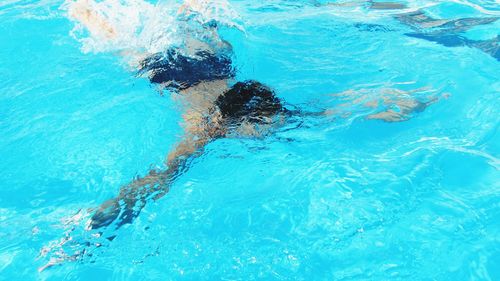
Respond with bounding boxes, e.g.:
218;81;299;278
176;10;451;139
1;0;499;280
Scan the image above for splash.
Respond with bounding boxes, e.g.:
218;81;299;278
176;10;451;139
178;0;243;29
61;0;242;63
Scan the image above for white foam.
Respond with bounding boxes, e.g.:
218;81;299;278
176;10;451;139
178;0;242;29
61;0;241;60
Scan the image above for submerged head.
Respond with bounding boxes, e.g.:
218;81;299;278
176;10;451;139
215;80;284;125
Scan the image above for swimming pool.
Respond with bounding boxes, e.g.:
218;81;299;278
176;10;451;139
1;0;499;279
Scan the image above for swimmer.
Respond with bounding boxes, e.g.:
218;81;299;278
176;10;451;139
67;0;441;232
319;1;499;61
67;0;309;231
35;1;450;271
393;7;499;61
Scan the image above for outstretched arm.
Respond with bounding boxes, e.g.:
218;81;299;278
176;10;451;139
365;96;439;122
88;106;226;230
37;132;214;271
321;86;448;123
88;133;211;230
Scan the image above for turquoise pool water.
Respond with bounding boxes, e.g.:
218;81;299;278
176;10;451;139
1;0;499;280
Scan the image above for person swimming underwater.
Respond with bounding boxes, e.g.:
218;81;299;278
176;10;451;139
66;0;299;231
318;0;499;61
67;0;439;232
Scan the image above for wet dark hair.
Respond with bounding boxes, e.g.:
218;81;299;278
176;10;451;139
139;48;235;90
215;80;284;124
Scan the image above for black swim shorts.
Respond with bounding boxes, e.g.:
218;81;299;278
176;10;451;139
138;48;235;90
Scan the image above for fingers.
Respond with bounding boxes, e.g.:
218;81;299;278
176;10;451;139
88;198;121;230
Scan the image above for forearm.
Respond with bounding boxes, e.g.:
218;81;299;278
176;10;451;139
67;0;117;40
89;135;210;229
